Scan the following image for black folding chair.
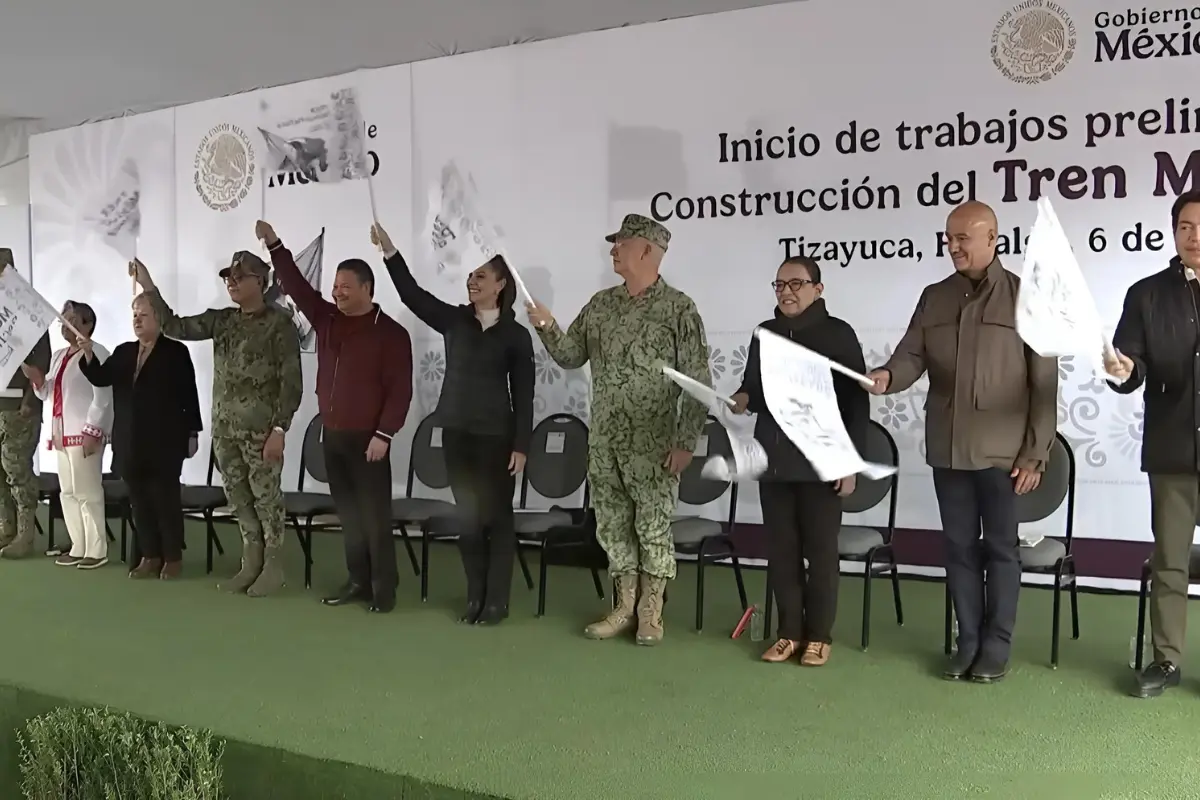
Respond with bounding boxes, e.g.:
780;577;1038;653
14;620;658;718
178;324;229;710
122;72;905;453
397;415;457;598
672;415;747;632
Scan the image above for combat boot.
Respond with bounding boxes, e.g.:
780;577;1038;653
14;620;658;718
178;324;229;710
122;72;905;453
635;574;667;646
220;541;264;593
583;574;638;640
0;512;36;559
246;545;285;598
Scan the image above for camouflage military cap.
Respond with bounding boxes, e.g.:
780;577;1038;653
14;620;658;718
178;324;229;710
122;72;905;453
604;214;671;252
220;251;270;281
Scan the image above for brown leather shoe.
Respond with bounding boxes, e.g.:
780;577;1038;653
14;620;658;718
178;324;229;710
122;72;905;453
800;641;831;666
761;639;801;663
129;558;162;579
160;561;182;580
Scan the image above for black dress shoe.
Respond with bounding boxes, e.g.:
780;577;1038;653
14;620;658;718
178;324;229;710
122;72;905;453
942;651;976;681
969;656;1009;684
475;605;508;626
321;583;371;607
369;596;396;614
1133;661;1181;698
458;601;483;624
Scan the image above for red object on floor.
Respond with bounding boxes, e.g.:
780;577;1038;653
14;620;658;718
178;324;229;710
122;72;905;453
732;605;756;639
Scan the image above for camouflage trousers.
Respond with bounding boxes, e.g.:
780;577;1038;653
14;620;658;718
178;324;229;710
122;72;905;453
588;435;679;580
0;410;41;542
213;435;285;549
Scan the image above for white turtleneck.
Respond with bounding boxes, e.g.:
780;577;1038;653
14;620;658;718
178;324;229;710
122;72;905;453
476;307;500;330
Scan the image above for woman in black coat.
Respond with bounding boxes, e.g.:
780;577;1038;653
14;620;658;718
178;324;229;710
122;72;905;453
78;293;202;580
371;222;534;625
731;255;869;667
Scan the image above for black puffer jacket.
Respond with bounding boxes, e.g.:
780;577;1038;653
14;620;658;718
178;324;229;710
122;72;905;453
735;299;869;483
1111;257;1200;474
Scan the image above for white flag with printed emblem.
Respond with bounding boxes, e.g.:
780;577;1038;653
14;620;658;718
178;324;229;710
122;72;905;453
258;87;369;183
0;268;57;389
1017;197;1115;374
756;328;894;482
80;159;140;260
660;365;767;482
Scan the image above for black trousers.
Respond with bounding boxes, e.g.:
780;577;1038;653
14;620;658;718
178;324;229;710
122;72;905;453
125;461;185;563
932;467;1021;662
323;430;397;600
760;480;843;644
443;429;516;610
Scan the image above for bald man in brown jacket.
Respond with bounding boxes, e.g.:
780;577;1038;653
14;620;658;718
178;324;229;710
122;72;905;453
867;202;1058;683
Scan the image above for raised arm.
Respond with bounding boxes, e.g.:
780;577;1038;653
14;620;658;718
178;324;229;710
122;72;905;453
1109;286;1147;394
82;343;113;441
175;343;203;437
1016;348;1059;472
879;290;929;393
508;326;535;455
535;300;592;370
377;232;458;333
146;290;221;342
376;322;413;440
78;344;120;388
269;314;303;432
264;234;336;327
672;299;711;452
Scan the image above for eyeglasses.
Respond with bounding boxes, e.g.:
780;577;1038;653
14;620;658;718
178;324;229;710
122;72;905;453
772;279;815;293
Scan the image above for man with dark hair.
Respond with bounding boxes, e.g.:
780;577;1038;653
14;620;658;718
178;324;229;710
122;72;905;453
136;251;303;596
866;200;1058;683
1105;189;1200;698
258;220;413;615
0;249;51;559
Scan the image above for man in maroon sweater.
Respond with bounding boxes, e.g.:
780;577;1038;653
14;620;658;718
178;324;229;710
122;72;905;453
256;220;413;613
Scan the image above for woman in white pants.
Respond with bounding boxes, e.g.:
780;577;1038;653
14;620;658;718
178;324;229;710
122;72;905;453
24;301;112;569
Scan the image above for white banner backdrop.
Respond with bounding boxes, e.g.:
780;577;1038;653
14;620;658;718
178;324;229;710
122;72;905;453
28;109;176;477
171;66;414;494
24;0;1196;539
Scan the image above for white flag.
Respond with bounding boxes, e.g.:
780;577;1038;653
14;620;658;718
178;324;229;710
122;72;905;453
1017;196;1113;370
423;161;534;305
259;87;368;183
0;268;57;388
756;328;895;482
661;365;766;482
80;160;140;260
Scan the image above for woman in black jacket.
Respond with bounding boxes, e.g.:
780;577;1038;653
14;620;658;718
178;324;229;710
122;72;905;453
732;255;869;667
372;222;534;625
79;293;202;580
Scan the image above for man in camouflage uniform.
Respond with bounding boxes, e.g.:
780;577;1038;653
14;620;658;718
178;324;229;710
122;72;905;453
0;250;51;559
134;253;302;596
528;214;710;645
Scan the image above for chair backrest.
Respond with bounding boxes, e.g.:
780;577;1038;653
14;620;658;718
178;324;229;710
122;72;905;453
1015;432;1075;537
679;416;735;508
842;420;899;516
406;413;450;493
521;414;589;505
298;415;327;487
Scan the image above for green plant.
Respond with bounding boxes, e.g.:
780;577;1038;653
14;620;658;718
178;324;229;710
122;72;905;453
18;706;226;799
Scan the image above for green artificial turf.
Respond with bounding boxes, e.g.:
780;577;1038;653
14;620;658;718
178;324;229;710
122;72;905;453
1;520;1198;799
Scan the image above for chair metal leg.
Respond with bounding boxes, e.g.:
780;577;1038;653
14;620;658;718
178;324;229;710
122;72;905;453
401;529;421;577
1135;562;1150;671
861;553;875;651
730;556;748;610
1050;566;1064;669
1068;558;1080;639
516;547;534;590
420;529;431;602
301;516;314;589
589;567;604;599
205;518;214;574
889;553;904;626
120;515;128;563
695;545;708;633
536;541;550;617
